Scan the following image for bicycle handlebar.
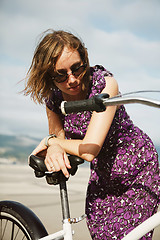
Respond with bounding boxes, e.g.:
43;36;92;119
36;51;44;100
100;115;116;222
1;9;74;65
60;91;160;115
61;93;109;115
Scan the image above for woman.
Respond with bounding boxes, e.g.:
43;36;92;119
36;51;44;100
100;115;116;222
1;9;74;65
24;29;160;239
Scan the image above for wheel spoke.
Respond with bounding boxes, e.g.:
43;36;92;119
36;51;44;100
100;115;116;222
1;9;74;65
22;235;27;240
1;219;8;240
0;217;29;240
0;202;47;240
11;221;15;240
14;227;20;240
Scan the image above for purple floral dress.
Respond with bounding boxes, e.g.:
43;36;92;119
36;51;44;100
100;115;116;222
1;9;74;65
46;65;160;239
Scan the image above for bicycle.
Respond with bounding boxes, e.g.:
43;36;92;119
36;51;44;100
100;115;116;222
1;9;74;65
0;90;160;240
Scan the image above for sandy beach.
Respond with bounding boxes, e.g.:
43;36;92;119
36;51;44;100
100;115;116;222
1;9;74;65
0;163;159;239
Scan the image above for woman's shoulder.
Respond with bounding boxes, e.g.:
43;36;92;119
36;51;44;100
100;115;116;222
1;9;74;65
45;87;62;114
88;65;114;97
90;65;113;78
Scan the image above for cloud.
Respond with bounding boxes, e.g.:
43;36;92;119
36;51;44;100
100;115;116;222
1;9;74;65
87;29;160;91
89;0;160;40
0;62;48;137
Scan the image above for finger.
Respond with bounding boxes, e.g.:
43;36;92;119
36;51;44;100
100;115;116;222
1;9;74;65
50;165;55;172
60;155;70;178
54;153;70;178
45;154;61;172
61;166;70;178
31;147;40;156
45;153;70;178
64;153;71;169
45;159;52;172
51;158;61;172
32;144;47;156
45;156;55;172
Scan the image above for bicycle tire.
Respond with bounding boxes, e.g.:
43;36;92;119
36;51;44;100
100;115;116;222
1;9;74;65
0;200;48;240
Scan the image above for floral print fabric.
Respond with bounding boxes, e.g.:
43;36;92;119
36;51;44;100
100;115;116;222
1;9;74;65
46;65;160;239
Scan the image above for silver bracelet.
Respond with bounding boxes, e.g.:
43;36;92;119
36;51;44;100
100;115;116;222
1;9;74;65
45;134;57;147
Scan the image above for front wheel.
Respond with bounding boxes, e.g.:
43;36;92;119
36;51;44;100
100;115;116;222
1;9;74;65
0;200;48;240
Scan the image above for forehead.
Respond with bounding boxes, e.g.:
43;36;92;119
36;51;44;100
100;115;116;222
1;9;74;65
56;47;81;70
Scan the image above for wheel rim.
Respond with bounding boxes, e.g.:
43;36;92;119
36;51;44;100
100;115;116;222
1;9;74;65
0;212;32;240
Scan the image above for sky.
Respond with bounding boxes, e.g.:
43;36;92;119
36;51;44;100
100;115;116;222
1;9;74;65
0;0;160;144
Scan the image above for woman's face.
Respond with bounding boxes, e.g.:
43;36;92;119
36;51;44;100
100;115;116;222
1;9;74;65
53;47;85;100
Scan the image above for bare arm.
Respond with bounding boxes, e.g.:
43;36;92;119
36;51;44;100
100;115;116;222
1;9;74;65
48;76;118;161
46;107;65;139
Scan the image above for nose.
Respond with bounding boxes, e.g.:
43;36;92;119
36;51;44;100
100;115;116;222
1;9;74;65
67;72;76;83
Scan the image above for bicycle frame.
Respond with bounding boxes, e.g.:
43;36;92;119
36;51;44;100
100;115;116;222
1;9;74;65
122;211;160;240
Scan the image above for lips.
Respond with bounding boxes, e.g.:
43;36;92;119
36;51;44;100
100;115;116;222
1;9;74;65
68;84;80;91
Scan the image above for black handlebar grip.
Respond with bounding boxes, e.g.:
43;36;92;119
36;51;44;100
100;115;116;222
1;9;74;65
61;93;109;115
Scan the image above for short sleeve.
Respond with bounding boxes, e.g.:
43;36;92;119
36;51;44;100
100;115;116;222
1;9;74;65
45;87;62;114
88;65;113;98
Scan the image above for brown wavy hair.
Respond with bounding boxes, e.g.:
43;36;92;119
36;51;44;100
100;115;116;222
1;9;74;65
23;29;90;104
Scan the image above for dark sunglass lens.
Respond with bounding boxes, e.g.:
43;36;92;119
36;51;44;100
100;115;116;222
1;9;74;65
53;73;67;83
73;65;85;77
56;76;67;83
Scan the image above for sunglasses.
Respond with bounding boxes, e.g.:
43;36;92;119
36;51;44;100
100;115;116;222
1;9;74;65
51;63;87;83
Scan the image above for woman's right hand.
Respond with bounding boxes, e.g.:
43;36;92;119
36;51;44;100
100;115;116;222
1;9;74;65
31;137;47;156
45;143;71;178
